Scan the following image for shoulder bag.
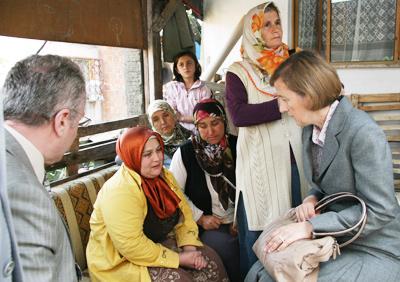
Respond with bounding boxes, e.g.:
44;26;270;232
252;192;367;282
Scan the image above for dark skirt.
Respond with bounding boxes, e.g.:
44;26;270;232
148;238;229;282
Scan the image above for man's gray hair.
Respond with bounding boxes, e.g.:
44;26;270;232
3;54;86;126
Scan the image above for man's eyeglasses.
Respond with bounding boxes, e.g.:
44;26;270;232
78;116;92;127
67;108;91;127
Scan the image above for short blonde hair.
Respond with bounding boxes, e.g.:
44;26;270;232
270;50;342;111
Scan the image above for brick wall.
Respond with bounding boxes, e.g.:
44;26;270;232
124;49;144;116
99;47;143;121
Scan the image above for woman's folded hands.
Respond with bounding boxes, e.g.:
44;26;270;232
179;246;207;270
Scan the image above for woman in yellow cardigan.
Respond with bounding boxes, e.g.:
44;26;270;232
86;126;228;282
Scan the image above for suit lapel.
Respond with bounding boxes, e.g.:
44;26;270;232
318;130;339;178
302;125;313;182
316;97;351;180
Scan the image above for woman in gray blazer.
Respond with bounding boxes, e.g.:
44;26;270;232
246;50;400;281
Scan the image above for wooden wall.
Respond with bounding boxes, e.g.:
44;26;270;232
0;0;146;49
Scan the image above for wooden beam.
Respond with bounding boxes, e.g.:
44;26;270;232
143;0;163;110
387;136;400;142
374;114;400;122
77;115;148;138
0;0;145;49
350;93;400;195
50;163;116;187
316;0;323;53
352;93;400;103
152;31;163;100
293;0;299;49
359;104;400;112
66;136;79;176
47;115;148;172
396;0;400;62
350;93;359;108
326;0;331;61
47;140;117;171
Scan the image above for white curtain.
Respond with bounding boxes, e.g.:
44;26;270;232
330;0;396;62
298;0;396;62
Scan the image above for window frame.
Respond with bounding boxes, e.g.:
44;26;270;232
293;0;400;67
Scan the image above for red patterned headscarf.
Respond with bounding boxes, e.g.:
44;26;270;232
192;99;235;210
116;127;180;219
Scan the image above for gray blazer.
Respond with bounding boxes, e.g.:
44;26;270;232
304;97;400;259
5;131;78;282
1;132;23;281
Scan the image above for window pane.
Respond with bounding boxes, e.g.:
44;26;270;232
297;0;328;58
331;0;396;62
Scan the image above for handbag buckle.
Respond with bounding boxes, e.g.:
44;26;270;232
331;240;341;260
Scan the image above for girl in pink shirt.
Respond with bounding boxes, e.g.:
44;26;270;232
164;51;212;132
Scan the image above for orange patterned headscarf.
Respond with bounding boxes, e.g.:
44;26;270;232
241;2;289;76
116;127;180;219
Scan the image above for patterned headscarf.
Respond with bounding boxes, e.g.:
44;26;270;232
116;127;180;219
148;100;191;157
241;2;289;76
192;99;235;210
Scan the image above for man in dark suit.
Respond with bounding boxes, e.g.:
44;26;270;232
3;55;87;281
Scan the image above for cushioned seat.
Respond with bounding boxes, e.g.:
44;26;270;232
51;165;119;274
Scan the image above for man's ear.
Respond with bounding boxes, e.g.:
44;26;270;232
53;109;71;137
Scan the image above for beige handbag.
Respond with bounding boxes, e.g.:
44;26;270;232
252;192;367;282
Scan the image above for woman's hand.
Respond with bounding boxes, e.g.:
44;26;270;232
264;221;313;253
197;215;221;230
229;222;238;237
179;250;207;270
295;195;318;222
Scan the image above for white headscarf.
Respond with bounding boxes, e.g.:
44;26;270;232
147;99;191;157
241;2;289;76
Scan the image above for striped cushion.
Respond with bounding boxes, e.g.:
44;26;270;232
51;166;118;271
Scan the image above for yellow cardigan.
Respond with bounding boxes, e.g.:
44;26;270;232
86;165;202;282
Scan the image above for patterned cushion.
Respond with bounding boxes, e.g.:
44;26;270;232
51;165;119;271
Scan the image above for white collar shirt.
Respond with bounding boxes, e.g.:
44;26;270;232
312;100;340;147
5;124;45;183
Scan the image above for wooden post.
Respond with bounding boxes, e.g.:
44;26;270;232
66;136;80;176
292;0;298;49
350;94;359;108
395;0;400;62
316;0;323;54
143;0;164;112
326;0;331;62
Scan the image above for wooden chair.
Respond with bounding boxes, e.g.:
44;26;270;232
350;93;400;196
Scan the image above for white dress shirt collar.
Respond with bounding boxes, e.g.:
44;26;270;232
312;100;340;147
5;124;45;183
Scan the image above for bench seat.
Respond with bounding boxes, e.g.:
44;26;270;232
51;165;119;279
350;93;400;203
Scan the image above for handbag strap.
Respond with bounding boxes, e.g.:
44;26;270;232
312;192;367;248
